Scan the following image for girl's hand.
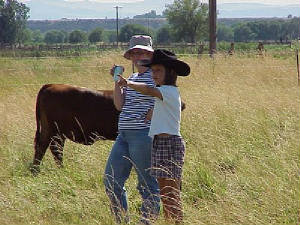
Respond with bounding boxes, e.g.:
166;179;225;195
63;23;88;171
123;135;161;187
144;108;153;123
110;64;116;76
117;75;128;88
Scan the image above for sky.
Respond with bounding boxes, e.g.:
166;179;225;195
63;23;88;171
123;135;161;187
19;0;300;4
208;0;299;4
17;0;300;19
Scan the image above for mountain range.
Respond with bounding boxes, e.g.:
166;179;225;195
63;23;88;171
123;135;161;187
22;0;300;20
219;3;300;18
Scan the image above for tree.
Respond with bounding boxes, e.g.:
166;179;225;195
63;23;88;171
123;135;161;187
103;30;116;43
0;0;30;45
88;28;103;43
44;30;65;44
119;24;150;42
60;30;69;43
108;31;117;43
31;30;43;43
217;24;234;42
69;30;87;43
233;24;256;42
266;22;281;40
156;26;172;44
283;18;300;40
19;28;31;44
164;0;209;43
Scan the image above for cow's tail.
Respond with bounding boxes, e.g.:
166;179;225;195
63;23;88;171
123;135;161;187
34;84;50;150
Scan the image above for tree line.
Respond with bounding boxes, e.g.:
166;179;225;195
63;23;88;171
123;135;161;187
26;18;167;33
1;0;299;47
218;18;300;42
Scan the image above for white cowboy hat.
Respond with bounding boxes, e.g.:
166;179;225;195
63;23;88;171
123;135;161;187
124;35;154;59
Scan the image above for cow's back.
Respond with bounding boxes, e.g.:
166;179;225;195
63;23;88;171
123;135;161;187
37;84;119;144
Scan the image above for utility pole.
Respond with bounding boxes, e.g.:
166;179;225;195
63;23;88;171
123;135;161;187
209;0;217;56
114;6;122;46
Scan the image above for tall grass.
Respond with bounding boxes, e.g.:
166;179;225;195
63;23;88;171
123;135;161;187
0;52;299;225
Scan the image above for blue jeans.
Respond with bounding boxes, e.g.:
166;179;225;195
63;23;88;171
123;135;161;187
103;129;160;223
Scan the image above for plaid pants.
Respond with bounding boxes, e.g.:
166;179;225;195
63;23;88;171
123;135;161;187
150;135;185;179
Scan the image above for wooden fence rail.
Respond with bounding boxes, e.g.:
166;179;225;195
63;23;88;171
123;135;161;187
0;41;293;51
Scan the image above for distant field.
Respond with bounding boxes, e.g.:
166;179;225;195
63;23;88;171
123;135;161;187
0;52;299;225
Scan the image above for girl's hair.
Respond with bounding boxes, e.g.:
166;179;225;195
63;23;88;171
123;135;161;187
164;66;178;86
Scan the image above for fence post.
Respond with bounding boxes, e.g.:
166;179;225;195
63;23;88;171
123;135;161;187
257;42;264;56
228;42;235;55
197;44;204;58
296;50;300;86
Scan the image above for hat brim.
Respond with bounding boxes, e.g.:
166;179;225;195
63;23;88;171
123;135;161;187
124;45;154;59
138;59;190;76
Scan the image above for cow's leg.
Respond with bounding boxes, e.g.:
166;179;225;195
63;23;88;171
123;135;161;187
32;130;52;173
49;135;65;167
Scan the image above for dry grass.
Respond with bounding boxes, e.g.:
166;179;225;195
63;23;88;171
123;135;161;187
0;52;299;225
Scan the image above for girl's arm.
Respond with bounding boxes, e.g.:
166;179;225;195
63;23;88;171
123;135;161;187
118;75;163;100
113;81;125;111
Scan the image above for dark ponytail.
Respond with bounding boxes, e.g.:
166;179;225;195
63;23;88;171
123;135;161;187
164;66;178;86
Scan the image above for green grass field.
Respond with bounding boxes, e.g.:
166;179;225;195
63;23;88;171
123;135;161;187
0;52;299;225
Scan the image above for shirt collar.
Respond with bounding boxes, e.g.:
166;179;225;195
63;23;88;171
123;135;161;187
138;68;151;76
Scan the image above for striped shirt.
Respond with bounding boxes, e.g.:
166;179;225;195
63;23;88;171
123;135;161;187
118;69;155;130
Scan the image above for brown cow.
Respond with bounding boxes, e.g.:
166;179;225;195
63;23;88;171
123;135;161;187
33;84;120;168
32;83;186;171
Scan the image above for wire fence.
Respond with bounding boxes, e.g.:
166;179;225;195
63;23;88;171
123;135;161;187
0;51;297;60
0;41;298;58
1;48;299;88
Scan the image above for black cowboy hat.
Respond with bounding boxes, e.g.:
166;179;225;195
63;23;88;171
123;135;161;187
138;49;190;76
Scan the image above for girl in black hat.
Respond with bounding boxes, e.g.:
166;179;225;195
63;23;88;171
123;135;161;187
118;49;190;224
